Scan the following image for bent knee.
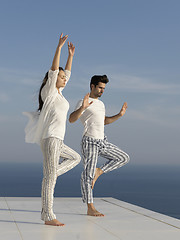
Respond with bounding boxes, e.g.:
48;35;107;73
117;152;130;164
125;153;130;164
71;152;81;164
75;153;81;164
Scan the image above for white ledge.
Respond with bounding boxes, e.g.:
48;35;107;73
0;197;180;240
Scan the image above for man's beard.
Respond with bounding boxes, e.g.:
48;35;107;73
93;92;103;98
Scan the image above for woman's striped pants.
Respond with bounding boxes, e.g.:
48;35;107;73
81;135;130;203
40;137;81;221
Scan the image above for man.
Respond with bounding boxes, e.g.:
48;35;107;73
69;75;130;217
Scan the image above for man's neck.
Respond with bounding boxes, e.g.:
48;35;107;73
89;93;98;99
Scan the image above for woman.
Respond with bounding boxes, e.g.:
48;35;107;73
23;33;81;226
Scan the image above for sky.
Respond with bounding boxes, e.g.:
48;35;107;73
0;0;180;166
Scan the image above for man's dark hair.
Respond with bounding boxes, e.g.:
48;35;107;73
90;75;109;89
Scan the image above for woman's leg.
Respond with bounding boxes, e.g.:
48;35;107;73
41;137;63;223
56;143;81;177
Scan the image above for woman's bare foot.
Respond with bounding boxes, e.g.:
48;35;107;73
45;219;65;226
87;203;104;217
92;168;104;189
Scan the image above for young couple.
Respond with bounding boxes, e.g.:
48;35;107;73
24;33;130;226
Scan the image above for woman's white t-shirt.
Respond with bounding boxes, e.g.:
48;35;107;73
75;97;105;139
23;69;71;145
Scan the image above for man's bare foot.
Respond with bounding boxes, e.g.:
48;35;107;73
45;219;65;226
87;203;104;217
92;168;104;189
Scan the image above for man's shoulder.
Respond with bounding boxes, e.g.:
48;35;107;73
77;99;83;105
75;99;83;110
97;99;105;106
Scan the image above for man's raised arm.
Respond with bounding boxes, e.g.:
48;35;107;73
104;102;127;125
69;93;93;123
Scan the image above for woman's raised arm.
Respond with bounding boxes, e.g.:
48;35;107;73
51;33;68;71
65;42;75;71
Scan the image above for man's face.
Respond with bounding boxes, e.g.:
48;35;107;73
91;82;106;98
56;70;67;88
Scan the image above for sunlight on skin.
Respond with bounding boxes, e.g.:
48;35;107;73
91;168;104;190
45;219;65;226
87;203;105;217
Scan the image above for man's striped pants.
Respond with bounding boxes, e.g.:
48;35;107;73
81;135;130;203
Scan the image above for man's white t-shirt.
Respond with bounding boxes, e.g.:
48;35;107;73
75;97;105;139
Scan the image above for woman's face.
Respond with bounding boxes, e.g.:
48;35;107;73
56;70;66;88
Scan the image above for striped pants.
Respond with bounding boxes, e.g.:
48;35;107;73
40;137;81;221
81;135;130;203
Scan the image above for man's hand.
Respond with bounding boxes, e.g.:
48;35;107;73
69;93;93;123
119;102;128;117
68;41;75;56
104;102;127;125
82;93;93;110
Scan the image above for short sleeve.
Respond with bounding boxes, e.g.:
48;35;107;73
75;99;83;111
65;70;71;82
60;70;71;91
41;69;59;101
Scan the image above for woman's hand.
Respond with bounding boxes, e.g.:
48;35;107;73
58;33;68;48
51;33;68;71
65;41;75;71
68;42;75;56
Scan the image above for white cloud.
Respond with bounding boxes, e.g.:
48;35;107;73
0;68;40;87
110;74;180;95
75;63;180;95
105;103;180;128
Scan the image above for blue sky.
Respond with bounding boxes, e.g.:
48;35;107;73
0;0;180;165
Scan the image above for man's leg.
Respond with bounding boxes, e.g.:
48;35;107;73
92;137;129;189
80;136;104;216
99;137;130;174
